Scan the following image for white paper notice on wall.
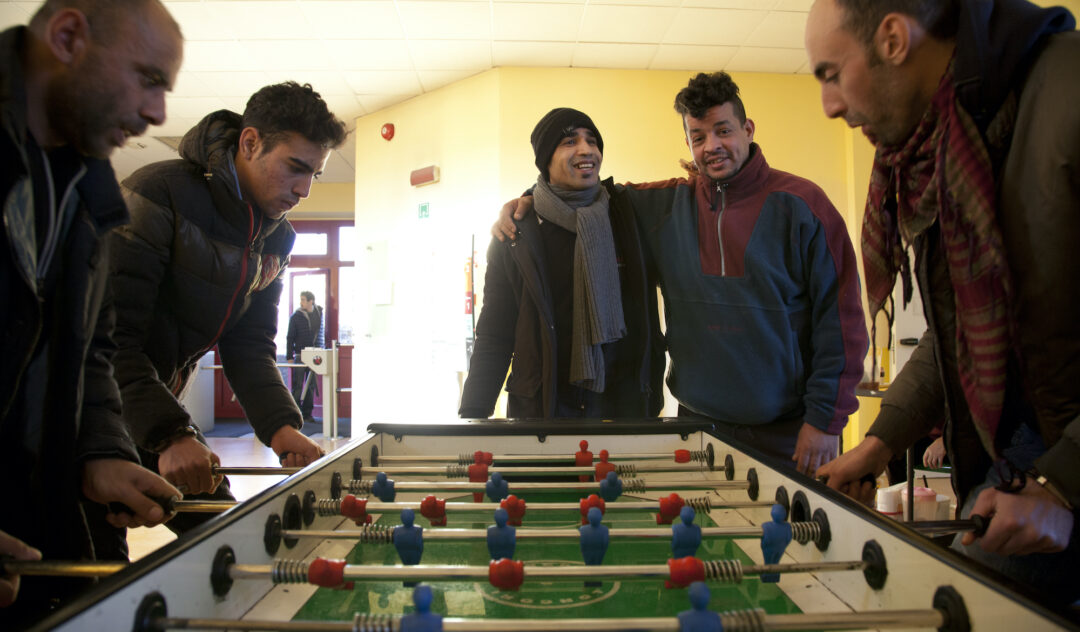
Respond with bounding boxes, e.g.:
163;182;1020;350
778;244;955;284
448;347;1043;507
371;280;393;305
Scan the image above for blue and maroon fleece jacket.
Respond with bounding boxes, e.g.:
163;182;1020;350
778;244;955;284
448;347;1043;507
621;144;868;434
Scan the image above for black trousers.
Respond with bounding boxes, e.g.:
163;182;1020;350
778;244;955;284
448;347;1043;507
291;367;315;418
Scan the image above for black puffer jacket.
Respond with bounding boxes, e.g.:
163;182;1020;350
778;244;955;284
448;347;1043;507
111;110;302;451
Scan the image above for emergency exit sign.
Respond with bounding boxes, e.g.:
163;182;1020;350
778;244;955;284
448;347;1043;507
419;202;430;219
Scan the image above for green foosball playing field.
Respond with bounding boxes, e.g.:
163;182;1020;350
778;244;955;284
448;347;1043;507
293;491;802;622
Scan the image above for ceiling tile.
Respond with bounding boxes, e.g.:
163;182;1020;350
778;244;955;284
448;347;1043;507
745;10;808;48
299;1;405;39
725;46;808;73
410;41;492;70
418;69;486;92
664;8;768;46
774;0;814;10
181;41;262;72
492;0;585;4
317;150;357;183
162;2;239;40
261;71;356;96
357;93;418;114
591;0;680;5
572;43;658;69
649;44;738;71
342;70;424;95
682;0;778;8
199;1;317;40
184;71;270;98
164;96;230;119
397;2;492;40
492;3;584;42
325;40;414;71
170;71;214;98
240;40;337;72
319;94;365;124
579;5;678;44
493;41;576;67
0;3;35;30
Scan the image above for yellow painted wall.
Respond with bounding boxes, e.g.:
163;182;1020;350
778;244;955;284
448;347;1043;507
291;182;356;220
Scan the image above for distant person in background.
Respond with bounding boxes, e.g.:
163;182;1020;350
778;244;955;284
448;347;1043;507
287;290;324;422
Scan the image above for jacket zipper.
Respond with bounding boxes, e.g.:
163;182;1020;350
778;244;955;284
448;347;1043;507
714;181;727;277
198;203;259;357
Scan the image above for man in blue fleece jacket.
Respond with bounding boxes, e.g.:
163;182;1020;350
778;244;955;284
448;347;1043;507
496;73;869;475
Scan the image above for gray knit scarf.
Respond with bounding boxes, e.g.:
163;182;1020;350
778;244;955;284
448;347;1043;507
533;176;626;392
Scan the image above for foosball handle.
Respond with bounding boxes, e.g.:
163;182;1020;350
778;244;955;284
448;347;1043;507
970;514;989;537
107;495;179;519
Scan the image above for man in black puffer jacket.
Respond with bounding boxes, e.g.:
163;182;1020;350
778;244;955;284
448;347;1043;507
107;82;347;541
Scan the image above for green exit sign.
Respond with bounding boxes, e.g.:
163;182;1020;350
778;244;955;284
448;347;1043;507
418;202;430;219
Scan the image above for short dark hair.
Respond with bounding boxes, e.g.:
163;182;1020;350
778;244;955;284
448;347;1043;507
300;291;315;303
673;72;747;124
243;82;348;153
30;0;181;43
834;0;959;51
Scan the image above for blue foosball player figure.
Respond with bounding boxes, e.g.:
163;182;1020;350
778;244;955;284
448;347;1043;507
671;505;702;558
485;471;509;502
677;581;722;632
599;470;623;502
372;471;396;502
401;584;443;632
760;503;792;583
579;506;609;587
394;508;424;565
486;507;517;560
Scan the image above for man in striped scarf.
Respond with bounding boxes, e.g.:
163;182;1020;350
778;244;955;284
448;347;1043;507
807;0;1079;605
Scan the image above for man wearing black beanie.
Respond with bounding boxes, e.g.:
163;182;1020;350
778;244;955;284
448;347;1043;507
459;108;663;418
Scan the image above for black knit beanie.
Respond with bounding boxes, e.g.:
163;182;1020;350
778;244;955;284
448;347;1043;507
530;108;604;181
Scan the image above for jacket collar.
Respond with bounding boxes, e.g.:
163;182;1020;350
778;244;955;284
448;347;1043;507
954;0;1075;132
178;109;286;241
696;142;769;204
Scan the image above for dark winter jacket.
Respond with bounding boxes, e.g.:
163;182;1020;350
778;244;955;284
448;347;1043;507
869;1;1080;507
286;305;323;359
459;178;664;418
111;110;303;450
625;146;867;434
0;25;138;620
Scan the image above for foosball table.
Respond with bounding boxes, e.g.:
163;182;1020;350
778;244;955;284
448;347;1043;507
32;420;1077;631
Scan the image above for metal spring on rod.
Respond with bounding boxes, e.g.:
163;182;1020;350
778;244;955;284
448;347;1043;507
703;559;744;584
351;612;396;632
348;479;375;495
719;607;767;632
355;524;395;544
271;559;310;584
614;463;637;477
316;498;344;517
445;464;467;478
791;521;821;546
622;478;648;493
687;449;710;464
457;453;473;465
684;496;714;512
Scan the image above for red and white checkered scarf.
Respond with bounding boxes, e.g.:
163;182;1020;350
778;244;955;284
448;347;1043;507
862;64;1014;457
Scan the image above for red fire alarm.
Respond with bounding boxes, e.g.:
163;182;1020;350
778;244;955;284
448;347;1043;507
381;123;394;141
410;165;440;187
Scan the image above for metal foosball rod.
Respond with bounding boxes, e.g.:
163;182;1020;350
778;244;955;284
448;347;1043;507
282;521;824;543
359;463;710;478
232;556;873;586
214;466;303;476
375;445;715;465
344;478;747;494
